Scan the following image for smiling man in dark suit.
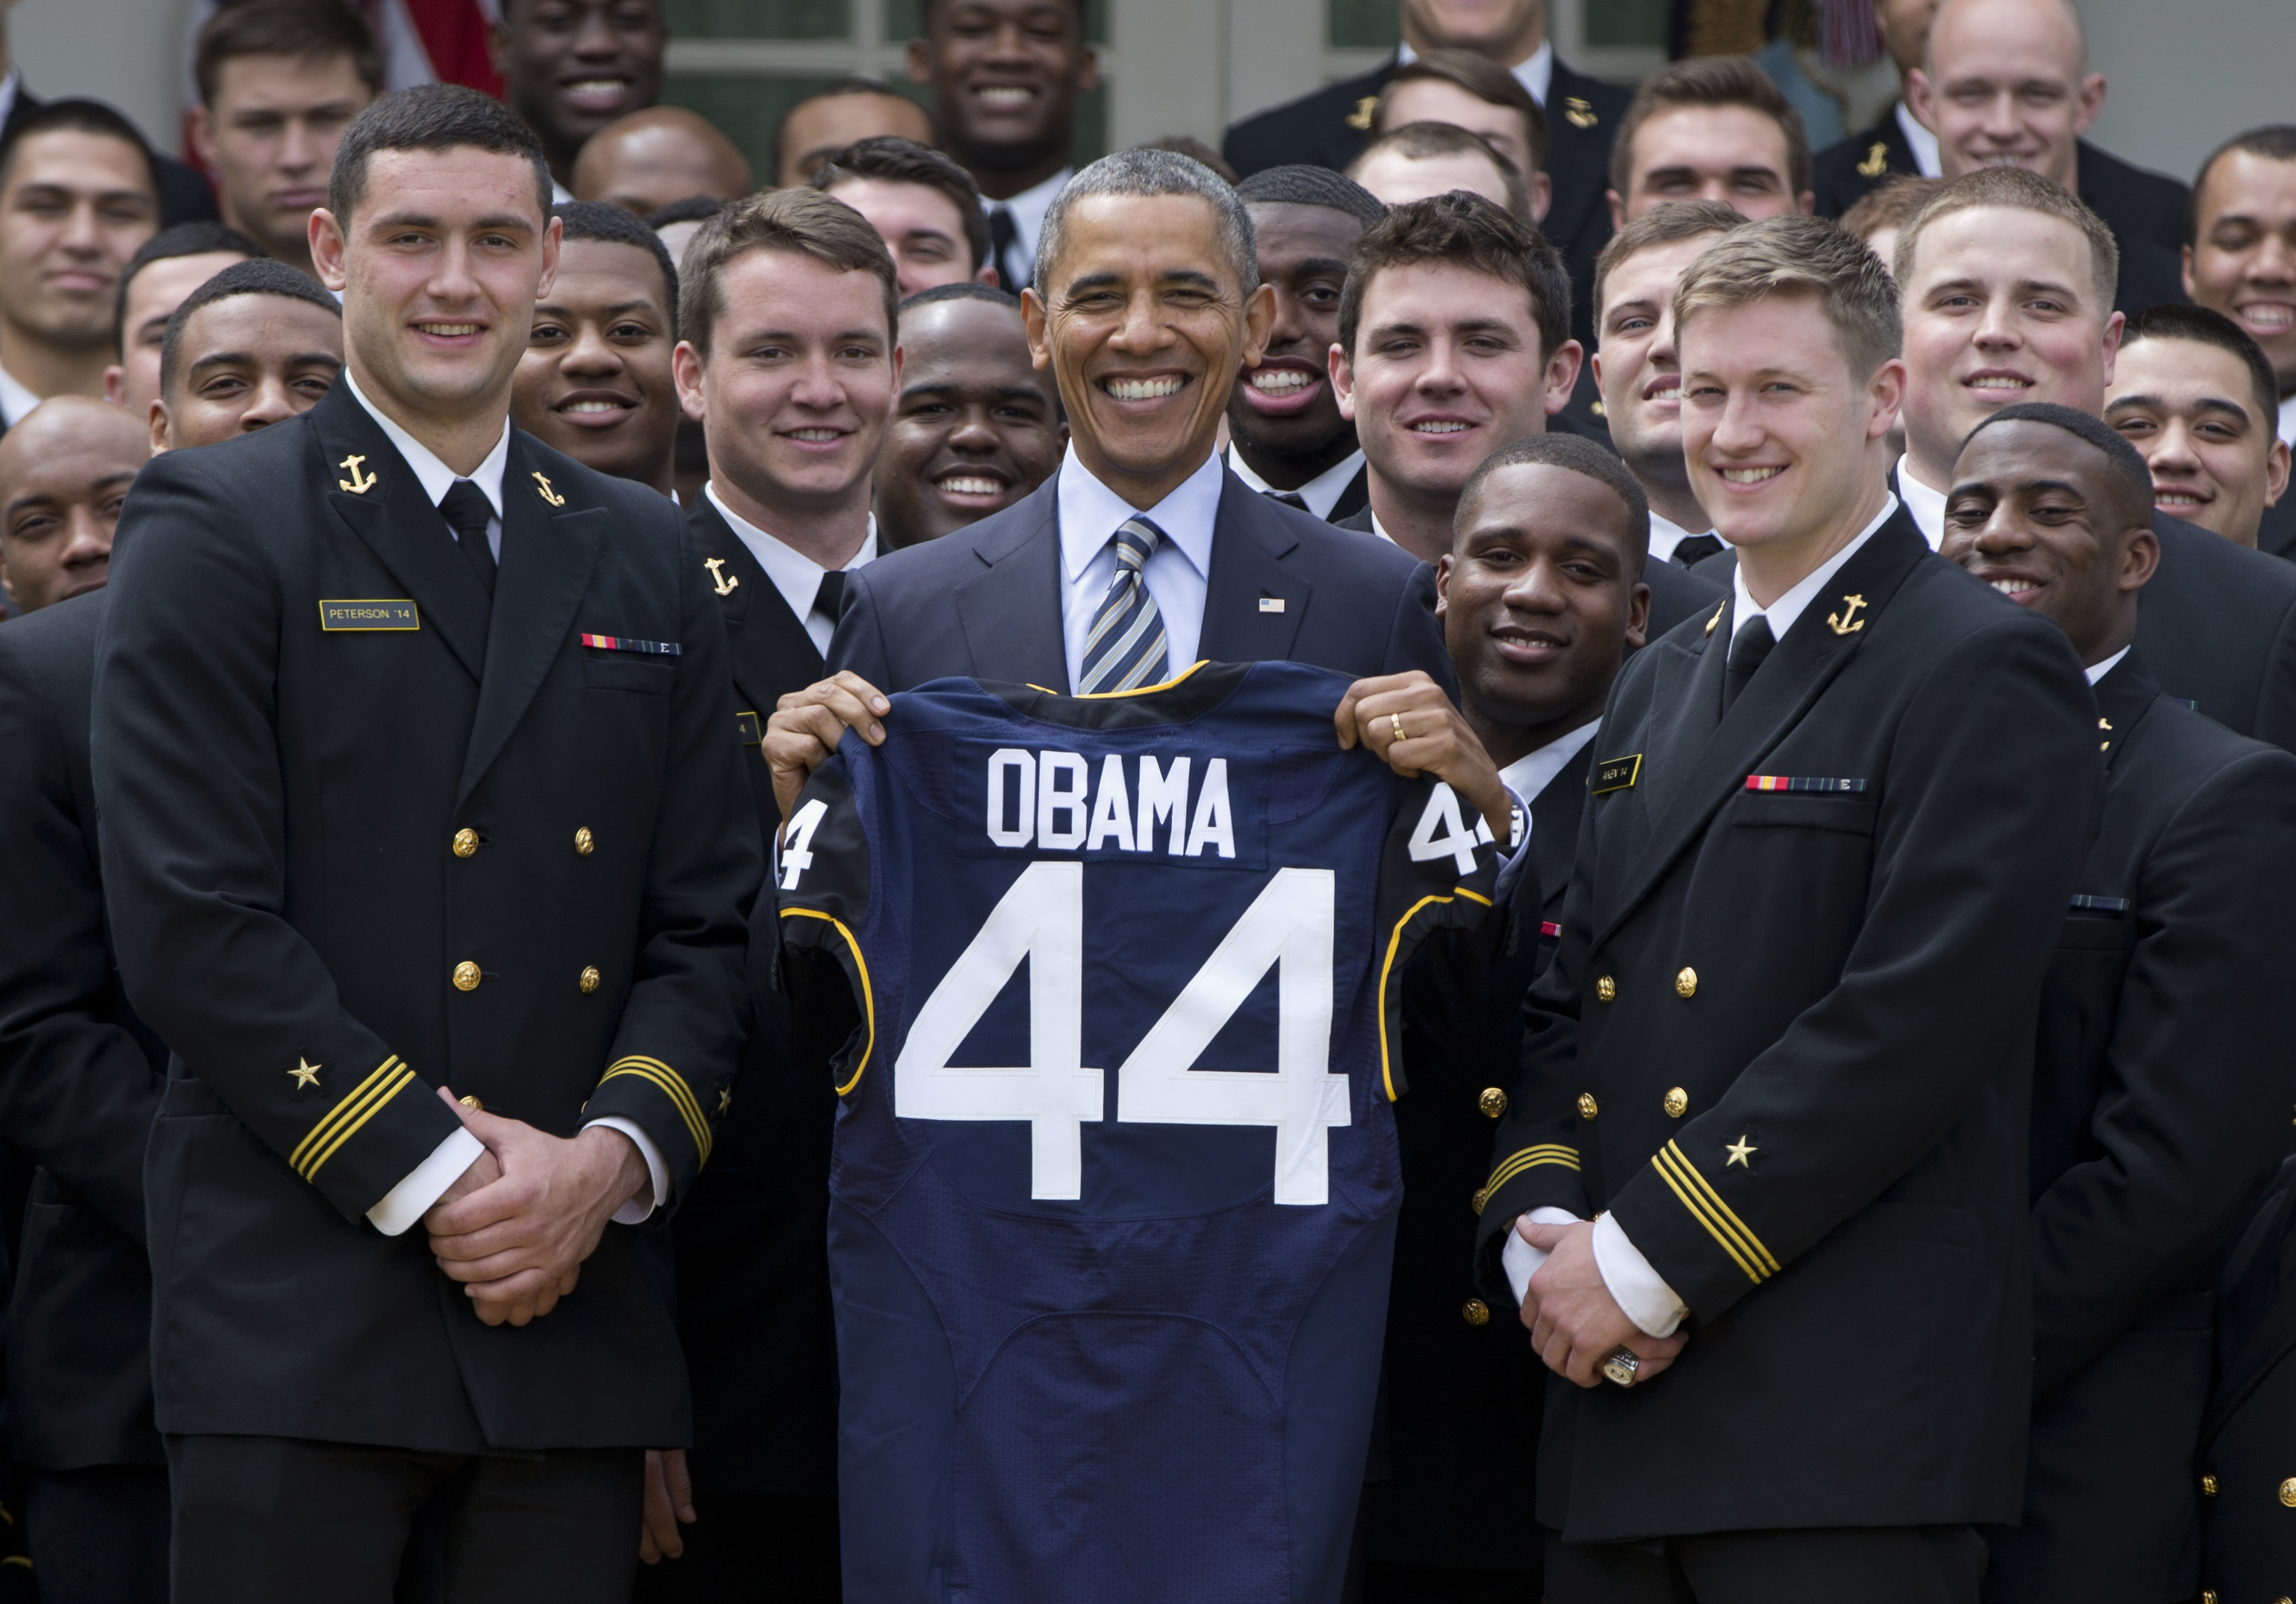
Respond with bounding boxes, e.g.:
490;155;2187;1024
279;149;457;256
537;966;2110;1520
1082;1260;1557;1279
1937;402;2296;1604
91;85;758;1603
1478;216;2098;1599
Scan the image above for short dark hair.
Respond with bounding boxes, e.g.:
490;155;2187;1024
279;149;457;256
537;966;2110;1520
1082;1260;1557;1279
1896;165;2117;314
1840;174;1938;245
645;194;725;229
553;199;680;337
1961;400;2156;519
811;135;991;276
1590;199;1740;329
2192;125;2296;244
1129;136;1241;186
1339;190;1570;360
1459;431;1652;572
899;282;1022;314
2120;302;2282;425
1610;55;1811;201
159;258;341;397
772;78;928;189
1235;164;1386;230
1037;148;1257;300
679;187;900;356
328;84;553;229
1375;48;1548;175
114;221;266;356
0;98;161;201
195;0;382;108
1347;120;1530;220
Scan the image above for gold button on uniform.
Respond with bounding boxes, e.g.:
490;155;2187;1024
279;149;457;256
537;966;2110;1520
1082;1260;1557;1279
2280;1478;2296;1507
1461;1298;1490;1327
574;826;595;857
2202;1473;2220;1497
1479;1087;1508;1118
1665;1087;1689;1118
1577;1092;1598;1119
451;828;478;858
578;965;602;995
452;960;480;991
1471;1187;1489;1216
1595;975;1616;1003
1675;967;1698;998
458;1094;483;1112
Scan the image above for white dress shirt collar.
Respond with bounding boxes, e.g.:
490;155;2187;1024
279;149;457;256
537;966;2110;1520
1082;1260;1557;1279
1499;717;1601;808
704;481;878;655
1731;495;1899;645
2279;393;2295;448
0;362;39;429
1397;37;1553;105
1896;453;1947;549
344;368;509;519
1895;100;1943;179
0;69;19;132
1057;446;1221;586
1645;509;1713;566
1226;448;1365;521
2085;644;2131;687
984;164;1073;282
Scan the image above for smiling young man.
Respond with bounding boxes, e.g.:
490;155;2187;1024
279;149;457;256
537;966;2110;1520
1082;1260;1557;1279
1607;57;1813;229
149;258;342;452
90;84;757;1603
491;0;668;193
2107;303;2290;549
512;199;679;494
0;396;145;613
811;136;996;298
875;282;1061;548
1223;165;1383;524
1938;401;2296;1604
1894;165;2296;749
1475;214;2100;1600
100;222;265;424
2184;126;2296;559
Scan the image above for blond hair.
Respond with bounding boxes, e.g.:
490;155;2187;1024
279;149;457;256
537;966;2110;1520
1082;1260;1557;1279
1892;165;2117;312
1673;213;1901;378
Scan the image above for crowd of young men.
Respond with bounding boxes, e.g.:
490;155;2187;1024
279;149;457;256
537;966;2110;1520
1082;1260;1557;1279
0;0;2292;1600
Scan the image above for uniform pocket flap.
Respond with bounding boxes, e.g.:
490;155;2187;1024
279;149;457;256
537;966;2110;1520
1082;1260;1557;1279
2055;913;2136;951
583;656;674;695
1732;792;1877;834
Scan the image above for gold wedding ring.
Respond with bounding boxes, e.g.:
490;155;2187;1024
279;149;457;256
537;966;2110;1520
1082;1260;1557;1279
1390;711;1406;743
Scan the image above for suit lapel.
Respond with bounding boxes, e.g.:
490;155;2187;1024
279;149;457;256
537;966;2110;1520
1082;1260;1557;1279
456;439;604;802
309;383;490;681
2093;650;2161;770
1200;473;1309;665
1327;462;1371;524
687;497;824;714
1593;515;1927;949
955;477;1069;686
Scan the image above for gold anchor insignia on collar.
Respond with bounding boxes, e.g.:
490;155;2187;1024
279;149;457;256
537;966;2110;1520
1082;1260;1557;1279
1704;599;1727;636
337;453;376;495
1346;94;1378;131
1827;593;1868;635
1564;96;1598;129
532;471;565;507
1856;140;1890;179
704;556;739;596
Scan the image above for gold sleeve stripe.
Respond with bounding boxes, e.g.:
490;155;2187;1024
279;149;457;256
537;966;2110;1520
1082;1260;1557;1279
1663;1140;1780;1273
600;1056;711;1162
780;908;878;1096
1651;1142;1780;1285
1485;1143;1581;1192
291;1056;415;1181
1377;888;1484;1103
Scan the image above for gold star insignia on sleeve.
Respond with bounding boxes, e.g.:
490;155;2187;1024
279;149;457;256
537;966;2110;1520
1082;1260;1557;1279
291;1058;323;1090
1725;1135;1756;1167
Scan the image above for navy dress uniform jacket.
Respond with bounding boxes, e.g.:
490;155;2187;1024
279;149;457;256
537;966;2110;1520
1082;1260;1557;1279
1476;512;2101;1540
2200;1156;2296;1603
0;592;167;1471
1982;651;2296;1603
90;380;761;1452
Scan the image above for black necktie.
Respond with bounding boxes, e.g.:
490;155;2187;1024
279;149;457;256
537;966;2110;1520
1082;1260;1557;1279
1722;615;1775;714
1672;533;1724;568
987;205;1021;292
1263;489;1309;513
439;480;495;604
813;569;846;630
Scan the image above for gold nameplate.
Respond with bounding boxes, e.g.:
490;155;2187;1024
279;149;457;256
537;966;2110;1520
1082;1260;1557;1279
736;710;763;746
1592;754;1642;794
320;599;418;631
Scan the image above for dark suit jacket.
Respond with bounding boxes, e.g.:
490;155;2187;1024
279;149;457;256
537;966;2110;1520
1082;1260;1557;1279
1222;56;1631;349
829;468;1453;693
1477;512;2100;1538
2200;1156;2296;1602
0;592;166;1470
1981;651;2296;1604
1368;740;1589;1573
91;380;760;1451
2258;493;2296;563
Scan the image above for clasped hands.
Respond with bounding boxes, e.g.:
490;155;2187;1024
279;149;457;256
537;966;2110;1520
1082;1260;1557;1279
420;1086;653;1328
1514;1217;1688;1388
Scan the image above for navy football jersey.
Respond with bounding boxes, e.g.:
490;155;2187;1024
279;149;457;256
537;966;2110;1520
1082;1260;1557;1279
775;660;1503;1604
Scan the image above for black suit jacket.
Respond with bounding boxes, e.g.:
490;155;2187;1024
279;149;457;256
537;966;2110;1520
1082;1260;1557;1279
1222;56;1631;349
1981;651;2296;1603
830;468;1453;692
2200;1156;2296;1601
0;592;166;1470
2258;494;2296;563
1477;513;2100;1538
91;381;760;1451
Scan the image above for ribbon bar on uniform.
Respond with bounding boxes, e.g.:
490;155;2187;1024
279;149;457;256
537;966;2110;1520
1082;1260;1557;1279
581;633;682;656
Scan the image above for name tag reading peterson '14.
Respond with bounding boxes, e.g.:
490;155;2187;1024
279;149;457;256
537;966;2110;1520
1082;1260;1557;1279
320;599;418;631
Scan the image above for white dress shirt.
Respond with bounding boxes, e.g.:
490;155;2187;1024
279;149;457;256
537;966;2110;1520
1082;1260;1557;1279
1226;448;1366;522
2279;394;2295;449
704;483;878;657
1645;510;1715;568
1501;495;1901;1337
1895;453;1948;549
1397;37;1553;107
2086;644;2130;686
1896;100;1943;179
1497;719;1601;810
1056;445;1222;691
0;362;40;429
982;164;1072;291
344;373;668;1236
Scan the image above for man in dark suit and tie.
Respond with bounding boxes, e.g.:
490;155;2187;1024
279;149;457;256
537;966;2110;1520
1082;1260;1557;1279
1936;402;2296;1604
91;85;758;1602
1222;0;1628;356
1479;216;2100;1597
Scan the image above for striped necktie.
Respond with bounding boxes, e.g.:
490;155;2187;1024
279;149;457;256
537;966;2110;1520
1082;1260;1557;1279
1077;516;1169;694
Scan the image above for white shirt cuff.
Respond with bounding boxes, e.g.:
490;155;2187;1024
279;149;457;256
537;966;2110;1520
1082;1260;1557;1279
1592;1210;1689;1337
367;1127;486;1237
1502;1205;1584;1306
584;1116;668;1223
